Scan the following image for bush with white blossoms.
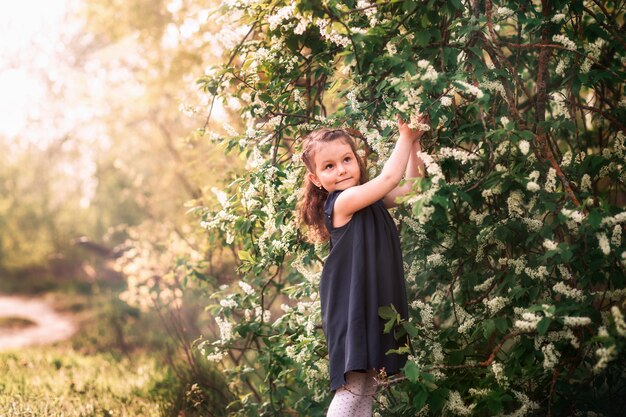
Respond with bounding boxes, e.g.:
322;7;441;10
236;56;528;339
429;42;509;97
186;0;625;415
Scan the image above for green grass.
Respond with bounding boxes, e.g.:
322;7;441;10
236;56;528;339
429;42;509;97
0;348;163;416
0;275;231;417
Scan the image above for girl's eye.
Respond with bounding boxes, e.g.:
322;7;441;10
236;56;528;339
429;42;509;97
324;164;333;170
344;156;352;163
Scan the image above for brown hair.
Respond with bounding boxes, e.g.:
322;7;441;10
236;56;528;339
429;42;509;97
298;128;368;242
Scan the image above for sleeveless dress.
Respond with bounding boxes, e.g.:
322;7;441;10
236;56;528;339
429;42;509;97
321;190;409;391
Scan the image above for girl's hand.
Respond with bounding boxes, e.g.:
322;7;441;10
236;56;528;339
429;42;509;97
397;113;429;143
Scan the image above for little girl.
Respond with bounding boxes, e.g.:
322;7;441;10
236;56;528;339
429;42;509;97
299;115;428;416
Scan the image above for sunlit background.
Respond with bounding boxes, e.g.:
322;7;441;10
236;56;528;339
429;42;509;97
0;0;70;138
1;1;236;412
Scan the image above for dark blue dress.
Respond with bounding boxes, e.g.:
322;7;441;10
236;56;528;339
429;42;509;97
321;190;409;391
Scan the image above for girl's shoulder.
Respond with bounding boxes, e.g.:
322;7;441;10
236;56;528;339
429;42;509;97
324;190;343;217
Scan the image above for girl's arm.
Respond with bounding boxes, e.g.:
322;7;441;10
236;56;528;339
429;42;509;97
333;116;425;225
382;139;425;208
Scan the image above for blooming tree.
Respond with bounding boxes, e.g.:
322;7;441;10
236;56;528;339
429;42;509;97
192;0;626;415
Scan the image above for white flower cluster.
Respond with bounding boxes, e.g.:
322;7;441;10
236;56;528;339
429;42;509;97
526;176;541;192
560;151;573;167
561;207;585;223
268;5;295;30
553;281;584;301
562;316;591;327
303;359;329;396
239;280;255;296
518;140;530;155
543;239;558;251
552;34;577;51
491;361;509;387
469;209;489;226
542;343;560;370
411;299;435;329
426;253;446;268
611;224;622;246
482;79;507;99
580;173;592;191
417;59;439;82
551;13;567;23
357;0;378;26
205;349;226;362
456;305;477;335
507;190;526;217
499;256;527;275
515;311;542;331
409;112;431;131
474;276;495;292
346;87;361;110
220;297;238;309
291;252;322;285
521;217;543;232
437;147;479;165
612;306;626;337
544;168;557;192
596;232;611;255
444;391;475;416
549;90;570;119
440;95;453;106
294;14;312;35
315;18;351;47
500;390;539;417
593;345;617;374
355;120;390;159
602;211;626;227
468;388;490;397
483;296;510;314
244;306;272;323
494;6;515;19
454;80;484;99
581;38;604;73
215;315;233;342
538;328;580;349
406;151;444;223
524;265;549;281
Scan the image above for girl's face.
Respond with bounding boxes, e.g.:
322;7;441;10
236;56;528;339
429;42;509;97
308;139;361;192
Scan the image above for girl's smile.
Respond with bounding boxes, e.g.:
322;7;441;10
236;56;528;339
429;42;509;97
308;140;361;192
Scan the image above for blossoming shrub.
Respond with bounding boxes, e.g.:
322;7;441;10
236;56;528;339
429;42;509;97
193;0;626;415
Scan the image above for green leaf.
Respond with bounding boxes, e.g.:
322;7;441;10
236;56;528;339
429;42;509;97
495;318;509;333
588;209;601;228
483;319;496;339
238;250;253;262
447;350;464;365
537;317;551;336
413;387;428;409
402;321;420;338
384;318;396;334
403;360;419;382
415;31;431;47
378;305;397;320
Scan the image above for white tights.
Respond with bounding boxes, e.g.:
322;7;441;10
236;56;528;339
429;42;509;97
327;370;378;417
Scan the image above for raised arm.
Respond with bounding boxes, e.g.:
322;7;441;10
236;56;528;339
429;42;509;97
382;138;426;208
332;116;425;225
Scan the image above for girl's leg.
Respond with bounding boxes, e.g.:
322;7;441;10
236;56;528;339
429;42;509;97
327;370;378;417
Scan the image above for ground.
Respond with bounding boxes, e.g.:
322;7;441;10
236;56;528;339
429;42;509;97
0;294;77;350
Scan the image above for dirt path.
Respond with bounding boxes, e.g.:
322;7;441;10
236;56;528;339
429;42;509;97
0;295;77;350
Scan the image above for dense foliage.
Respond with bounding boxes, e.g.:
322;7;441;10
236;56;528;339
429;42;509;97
187;0;626;415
